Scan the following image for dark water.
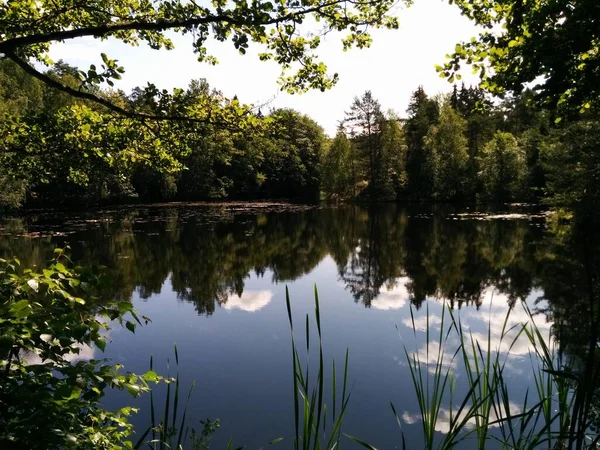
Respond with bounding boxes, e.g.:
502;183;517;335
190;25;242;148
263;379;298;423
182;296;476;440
0;203;592;448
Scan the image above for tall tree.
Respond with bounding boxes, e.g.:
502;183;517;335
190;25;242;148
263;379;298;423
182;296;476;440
321;128;353;200
379;113;408;197
479;131;527;202
404;87;439;200
345;91;387;198
262;108;326;202
424;103;469;200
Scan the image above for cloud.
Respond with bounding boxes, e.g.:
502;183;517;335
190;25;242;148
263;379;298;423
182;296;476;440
402;314;443;332
223;290;273;312
371;278;410;310
402;401;522;434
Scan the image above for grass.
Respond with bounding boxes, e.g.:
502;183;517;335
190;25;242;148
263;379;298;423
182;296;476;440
286;285;352;450
398;299;599;450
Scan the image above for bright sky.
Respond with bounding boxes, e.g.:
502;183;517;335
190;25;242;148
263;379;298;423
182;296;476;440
49;0;480;136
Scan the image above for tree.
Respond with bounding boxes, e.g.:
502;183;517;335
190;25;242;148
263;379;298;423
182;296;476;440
541;121;600;208
321;129;353;200
379;113;408;197
424;103;469;200
345;91;385;197
0;0;401;121
262;109;326;202
479;131;527;202
404;87;439;200
442;0;600;115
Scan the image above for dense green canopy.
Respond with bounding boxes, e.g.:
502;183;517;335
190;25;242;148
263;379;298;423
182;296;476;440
0;0;401;119
443;0;600;116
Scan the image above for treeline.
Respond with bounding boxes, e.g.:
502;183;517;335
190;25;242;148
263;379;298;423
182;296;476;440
0;59;325;207
1;59;598;208
323;87;598;205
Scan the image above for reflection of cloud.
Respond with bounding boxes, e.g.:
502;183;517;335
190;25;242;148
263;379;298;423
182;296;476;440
21;342;95;365
223;290;273;312
415;340;458;374
371;278;410;310
403;288;553;371
402;401;522;433
403;314;442;332
461;288;552;358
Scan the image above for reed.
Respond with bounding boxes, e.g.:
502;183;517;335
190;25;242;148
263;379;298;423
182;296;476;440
399;299;598;450
285;285;352;450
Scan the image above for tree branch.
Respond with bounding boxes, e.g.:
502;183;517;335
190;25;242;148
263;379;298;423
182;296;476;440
0;2;346;54
4;52;223;124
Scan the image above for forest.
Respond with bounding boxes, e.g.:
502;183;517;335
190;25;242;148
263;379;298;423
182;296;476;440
1;58;598;209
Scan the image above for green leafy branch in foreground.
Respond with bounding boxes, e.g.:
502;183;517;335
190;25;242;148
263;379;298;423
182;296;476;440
0;250;162;450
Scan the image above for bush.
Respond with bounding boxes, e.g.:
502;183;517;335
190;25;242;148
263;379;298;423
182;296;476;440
0;250;156;449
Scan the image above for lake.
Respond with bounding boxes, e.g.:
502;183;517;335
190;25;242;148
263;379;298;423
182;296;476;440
0;203;588;449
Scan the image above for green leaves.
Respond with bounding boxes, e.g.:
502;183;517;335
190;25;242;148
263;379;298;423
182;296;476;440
0;0;404;109
0;251;150;449
447;0;600;114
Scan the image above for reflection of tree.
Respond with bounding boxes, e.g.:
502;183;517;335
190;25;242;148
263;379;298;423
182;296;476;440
0;204;572;319
533;211;600;437
337;205;407;306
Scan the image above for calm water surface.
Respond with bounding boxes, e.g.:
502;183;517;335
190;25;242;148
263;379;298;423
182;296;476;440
0;203;569;448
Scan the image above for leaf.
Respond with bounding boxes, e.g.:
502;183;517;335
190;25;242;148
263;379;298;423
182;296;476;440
96;338;106;352
126;321;136;333
143;370;159;382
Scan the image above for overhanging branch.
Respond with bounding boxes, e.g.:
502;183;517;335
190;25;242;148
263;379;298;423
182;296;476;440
5;52;220;124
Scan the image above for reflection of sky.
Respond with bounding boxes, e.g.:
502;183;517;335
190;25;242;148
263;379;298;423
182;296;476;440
371;277;410;310
102;256;551;450
223;290;273;312
393;286;552;446
22;341;96;365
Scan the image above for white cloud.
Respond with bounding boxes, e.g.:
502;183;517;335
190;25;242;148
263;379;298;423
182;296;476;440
401;401;522;434
371;278;411;310
402;314;443;332
222;290;273;312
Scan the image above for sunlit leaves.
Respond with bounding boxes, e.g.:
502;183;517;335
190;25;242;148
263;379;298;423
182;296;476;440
0;251;163;448
444;0;600;114
0;0;405;101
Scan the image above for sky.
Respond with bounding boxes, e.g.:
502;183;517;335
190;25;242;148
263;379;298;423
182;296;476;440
49;0;480;136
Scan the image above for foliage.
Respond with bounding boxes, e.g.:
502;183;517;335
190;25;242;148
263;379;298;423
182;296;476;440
405;87;440;200
441;0;600;116
262;109;326;202
541;121;600;208
321;129;354;200
478;131;526;202
424;103;469;200
0;250;159;449
0;0;402;111
0;172;26;209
